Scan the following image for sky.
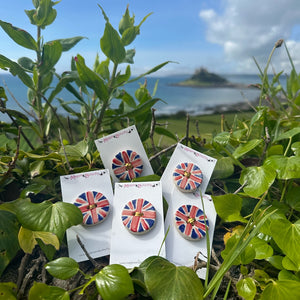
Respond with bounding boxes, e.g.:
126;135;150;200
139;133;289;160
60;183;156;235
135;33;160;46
0;0;300;76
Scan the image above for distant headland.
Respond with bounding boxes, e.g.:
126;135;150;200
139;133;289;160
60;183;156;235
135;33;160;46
174;68;248;88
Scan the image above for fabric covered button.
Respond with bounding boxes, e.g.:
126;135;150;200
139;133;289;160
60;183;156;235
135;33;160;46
112;150;143;181
174;204;209;241
173;162;203;192
74;191;110;226
121;198;156;234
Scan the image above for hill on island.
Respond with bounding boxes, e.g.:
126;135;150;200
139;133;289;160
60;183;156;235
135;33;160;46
175;68;245;88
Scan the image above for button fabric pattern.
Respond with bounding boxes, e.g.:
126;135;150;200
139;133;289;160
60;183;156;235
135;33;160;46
173;162;203;192
121;198;156;234
112;150;143;181
74;191;110;226
174;204;209;241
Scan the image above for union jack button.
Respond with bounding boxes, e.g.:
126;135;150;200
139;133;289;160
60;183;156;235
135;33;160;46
173;162;203;193
174;204;209;241
112;150;143;181
74;191;110;226
121;198;156;235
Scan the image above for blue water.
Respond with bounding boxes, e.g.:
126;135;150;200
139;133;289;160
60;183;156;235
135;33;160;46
0;73;269;122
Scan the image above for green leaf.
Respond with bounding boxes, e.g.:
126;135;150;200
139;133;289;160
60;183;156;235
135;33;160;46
251;236;273;259
0;211;20;276
75;54;108;100
143;256;203;300
212;194;247;223
28;282;69;300
0;282;17;300
18;57;35;71
95;264;134;300
0;55;34;89
212;156;234;179
18;226;59;254
270;219;300;269
291;141;300;156
261;280;300;300
122;48;136;64
285;185;300;211
40;41;62;74
237;277;256;300
52;36;85;52
45;257;79;280
213;131;231;146
16;201;83;240
274;127;300;142
278;270;300;281
119;6;134;35
240;166;276;198
233;139;262;159
0;20;37;50
266;255;284;270
19;150;62;161
264;155;300;179
61;140;88;159
100;21;126;64
282;256;300;272
154;127;177;142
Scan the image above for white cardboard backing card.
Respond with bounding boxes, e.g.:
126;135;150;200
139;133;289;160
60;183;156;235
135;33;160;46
110;181;166;269
161;143;217;279
60;169;113;262
95;125;154;182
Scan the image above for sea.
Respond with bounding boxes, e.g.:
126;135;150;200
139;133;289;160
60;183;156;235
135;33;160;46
0;73;284;123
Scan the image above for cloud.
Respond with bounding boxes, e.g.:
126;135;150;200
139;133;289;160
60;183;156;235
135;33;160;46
199;0;300;73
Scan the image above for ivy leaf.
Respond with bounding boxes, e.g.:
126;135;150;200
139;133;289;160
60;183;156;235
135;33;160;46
261;280;300;300
0;211;20;276
16;201;83;241
143;256;204;300
28;282;69;300
45;257;79;280
285;185;300;212
95;264;134;300
264;155;300;180
0;20;37;50
270;219;300;269
240;166;276;198
233;139;262;159
212;194;247;223
250;236;273;260
18;226;59;254
237;277;256;300
291;141;300;156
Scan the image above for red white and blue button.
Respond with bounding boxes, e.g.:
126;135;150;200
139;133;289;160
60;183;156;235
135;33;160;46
74;191;110;226
173;162;203;192
112;150;143;181
121;198;156;234
174;204;209;241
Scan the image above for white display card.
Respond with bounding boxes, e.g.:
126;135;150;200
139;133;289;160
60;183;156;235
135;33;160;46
161;143;217;200
60;169;113;262
95;125;154;182
110;181;166;268
164;193;216;279
161;143;217;279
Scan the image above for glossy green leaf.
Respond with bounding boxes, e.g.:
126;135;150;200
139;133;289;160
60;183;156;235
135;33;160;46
16;201;83;241
266;255;284;270
270;219;300;269
52;36;85;52
278;270;300;281
212;194;247;223
212;156;234;179
233;139;262;159
285;185;300;211
249;107;266;128
253;269;270;282
28;282;69;300
213;131;231;146
18;226;59;254
240;166;276;198
19;150;62;161
19;182;47;198
143;256;203;300
0;20;37;50
0;211;20;276
40;41;62;73
264;155;300;179
45;257;79;280
154;127;177;141
61;140;88;159
261;280;300;300
251;236;273;259
75;54;108;100
274;127;300;142
95;264;134;300
0;55;34;89
237;277;256;300
0;282;17;300
100;21;126;64
282;256;300;272
18;57;35;71
291;141;300;156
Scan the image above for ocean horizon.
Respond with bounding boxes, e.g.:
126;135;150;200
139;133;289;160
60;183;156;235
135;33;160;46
0;73;284;123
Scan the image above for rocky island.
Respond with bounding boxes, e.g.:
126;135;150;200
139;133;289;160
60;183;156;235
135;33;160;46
175;68;247;88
